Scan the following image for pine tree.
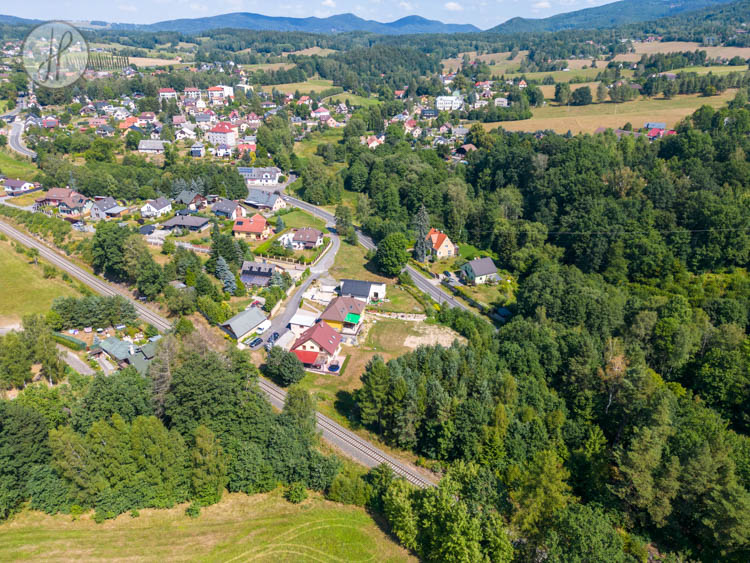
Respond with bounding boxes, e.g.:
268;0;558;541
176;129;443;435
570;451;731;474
215;256;236;295
412;205;430;262
276;215;285;232
190;425;227;506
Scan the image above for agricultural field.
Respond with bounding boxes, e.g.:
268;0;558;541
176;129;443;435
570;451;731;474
324;93;381;107
241;62;296;71
129;57;185;68
442;50;528;73
490;89;737;135
538;81;600;99
0;239;80;326
0;151;38;180
283;46;337;57
614;41;750;63
261;79;334;94
0;491;413;562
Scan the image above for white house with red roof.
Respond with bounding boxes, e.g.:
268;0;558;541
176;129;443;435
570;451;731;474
298;95;312;106
206;122;236;147
312;106;330;120
158;88;177;102
426;228;457;260
291;321;342;369
183;87;201;99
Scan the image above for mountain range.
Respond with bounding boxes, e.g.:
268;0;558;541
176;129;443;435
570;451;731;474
0;0;743;35
488;0;737;33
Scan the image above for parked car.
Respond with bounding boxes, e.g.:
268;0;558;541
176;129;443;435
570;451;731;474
269;331;280;343
249;337;263;348
443;270;453;278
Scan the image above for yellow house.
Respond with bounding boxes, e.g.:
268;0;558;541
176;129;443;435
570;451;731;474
320;296;366;334
426;228;456;260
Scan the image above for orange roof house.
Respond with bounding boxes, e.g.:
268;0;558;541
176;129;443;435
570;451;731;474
426;228;457;260
232;213;270;240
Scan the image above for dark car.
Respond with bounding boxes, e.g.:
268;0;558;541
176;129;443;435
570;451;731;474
249;337;264;348
443;270;453;278
269;331;280;343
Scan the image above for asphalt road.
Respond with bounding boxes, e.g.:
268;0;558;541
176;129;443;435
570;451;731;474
7;106;37;159
283;195;470;312
0;218;434;487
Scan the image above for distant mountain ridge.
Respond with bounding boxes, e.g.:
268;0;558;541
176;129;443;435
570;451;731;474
489;0;737;33
105;12;480;35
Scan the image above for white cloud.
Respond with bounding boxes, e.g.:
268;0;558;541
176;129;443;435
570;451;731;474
444;1;462;11
532;0;551;8
189;2;209;11
322;0;335;7
118;3;137;11
399;1;413;9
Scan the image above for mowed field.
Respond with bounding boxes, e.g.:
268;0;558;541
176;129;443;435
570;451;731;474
441;50;528;73
0;150;38;179
0;239;80;325
0;492;414;562
284;47;337;57
614;41;750;63
129;57;184;67
262;79;334;94
241;62;296;71
489;89;737;135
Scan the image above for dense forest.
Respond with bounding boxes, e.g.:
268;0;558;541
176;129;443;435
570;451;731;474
334;94;750;560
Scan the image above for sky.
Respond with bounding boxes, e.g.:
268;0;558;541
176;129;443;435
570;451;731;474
7;0;616;30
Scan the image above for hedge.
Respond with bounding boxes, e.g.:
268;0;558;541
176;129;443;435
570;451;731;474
53;332;87;351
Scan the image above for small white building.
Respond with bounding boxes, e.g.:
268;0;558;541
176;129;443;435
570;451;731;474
140;197;172;218
436;95;464;111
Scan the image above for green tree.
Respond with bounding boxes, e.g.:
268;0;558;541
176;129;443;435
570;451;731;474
571;86;593;106
190;425;227;506
543;504;626;563
263;346;305;386
554;83;571;105
412;205;431;262
375;232;408;276
596;82;608;103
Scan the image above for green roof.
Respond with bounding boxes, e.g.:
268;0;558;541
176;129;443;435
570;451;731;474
345;313;361;324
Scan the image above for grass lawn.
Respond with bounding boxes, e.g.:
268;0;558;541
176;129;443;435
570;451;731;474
0;239;81;325
262;79;334;95
240;62;296;71
7;190;45;207
324;93;382;107
489;89;737;135
0;150;38;179
293;128;345;162
275;209;327;231
0;491;413;562
320;190;358;220
330;242;389;283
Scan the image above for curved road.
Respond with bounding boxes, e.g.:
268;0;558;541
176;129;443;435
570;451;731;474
5;104;37;159
284;195;469;311
0;218;435;488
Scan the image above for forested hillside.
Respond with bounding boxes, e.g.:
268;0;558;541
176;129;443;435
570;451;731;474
335;95;750;560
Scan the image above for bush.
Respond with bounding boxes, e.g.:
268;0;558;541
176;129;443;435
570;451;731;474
262;347;305;386
185;502;201;518
326;466;372;507
284;482;307;504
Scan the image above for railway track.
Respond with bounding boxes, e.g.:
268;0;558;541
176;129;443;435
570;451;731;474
1;219;436;488
0;220;171;332
258;379;435;488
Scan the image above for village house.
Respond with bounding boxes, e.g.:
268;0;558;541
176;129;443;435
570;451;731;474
34;187;92;216
436;95;464;111
461;256;499;285
138;139;166;154
91;337;157;375
291;321;342;370
219;307;269;341
319;296;366;334
213;198;246;221
244;188;286;212
238;166;282;187
140;197;172;218
173;190;207;211
183;87;201;99
289;310;317;337
158;88;177;102
2;178;35;195
190;142;205;157
233;213;270;240
425;228;457;260
340;279;387;303
278;227;324;250
90;196;128;221
160;215;210;232
239;260;281;287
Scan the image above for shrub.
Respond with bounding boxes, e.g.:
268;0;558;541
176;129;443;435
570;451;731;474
284;482;307;504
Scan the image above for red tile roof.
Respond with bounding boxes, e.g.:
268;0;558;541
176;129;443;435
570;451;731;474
209;123;233;134
292;321;341;356
426;228;451;252
233;213;267;234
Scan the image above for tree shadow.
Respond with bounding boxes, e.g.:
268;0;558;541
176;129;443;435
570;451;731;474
334;389;362;430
